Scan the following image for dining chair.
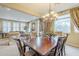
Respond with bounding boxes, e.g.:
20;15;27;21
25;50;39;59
15;39;25;56
46;36;59;56
60;34;68;56
15;38;36;56
47;34;68;56
49;36;62;56
55;34;69;56
53;37;63;56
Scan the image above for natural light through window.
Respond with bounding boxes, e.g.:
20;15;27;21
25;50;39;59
13;22;20;31
20;23;26;32
2;20;26;32
3;21;11;32
54;14;71;33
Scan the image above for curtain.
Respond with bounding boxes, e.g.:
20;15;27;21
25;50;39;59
70;7;79;29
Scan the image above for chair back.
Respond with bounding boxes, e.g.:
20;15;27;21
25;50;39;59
54;34;68;56
15;39;25;56
62;34;68;49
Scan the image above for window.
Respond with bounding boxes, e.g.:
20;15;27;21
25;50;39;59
54;14;71;33
20;23;26;32
13;22;20;31
3;21;11;32
2;20;27;32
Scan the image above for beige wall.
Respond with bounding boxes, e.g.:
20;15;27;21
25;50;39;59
66;20;79;48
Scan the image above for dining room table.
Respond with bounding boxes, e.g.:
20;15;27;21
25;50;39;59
12;35;59;56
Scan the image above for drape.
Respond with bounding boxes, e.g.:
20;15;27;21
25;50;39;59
70;7;79;29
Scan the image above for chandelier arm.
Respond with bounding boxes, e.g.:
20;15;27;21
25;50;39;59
49;3;51;17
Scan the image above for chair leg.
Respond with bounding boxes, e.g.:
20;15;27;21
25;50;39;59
60;50;62;56
63;46;66;56
54;48;57;56
23;45;26;53
22;44;27;56
61;49;63;56
19;48;24;56
59;53;61;56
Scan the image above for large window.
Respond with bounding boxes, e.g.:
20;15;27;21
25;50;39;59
13;22;20;31
3;21;11;32
2;20;27;32
54;14;71;33
20;23;26;32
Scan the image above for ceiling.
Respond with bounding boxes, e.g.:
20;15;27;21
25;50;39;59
0;6;39;22
20;3;79;16
0;3;79;22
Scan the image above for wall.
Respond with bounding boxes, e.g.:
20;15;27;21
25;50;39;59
66;20;79;48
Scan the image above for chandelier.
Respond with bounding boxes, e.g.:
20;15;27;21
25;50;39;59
42;3;58;21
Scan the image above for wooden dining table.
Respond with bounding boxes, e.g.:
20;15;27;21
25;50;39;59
12;35;59;56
